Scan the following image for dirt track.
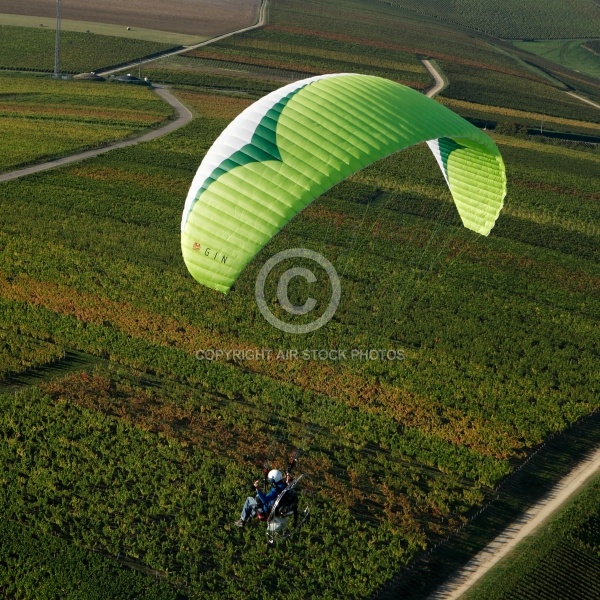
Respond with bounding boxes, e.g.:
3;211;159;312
0;0;261;37
429;444;600;599
422;59;446;98
0;87;192;183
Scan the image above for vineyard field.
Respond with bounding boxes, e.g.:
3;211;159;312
0;80;598;596
265;1;532;73
1;0;599;597
0;73;173;172
0;25;175;74
438;62;600;128
0;518;177;599
262;1;600;108
379;0;600;39
439;98;600;139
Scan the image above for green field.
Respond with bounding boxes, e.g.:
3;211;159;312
0;73;174;172
0;24;176;74
514;39;600;82
1;0;600;597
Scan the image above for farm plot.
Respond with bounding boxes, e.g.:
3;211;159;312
137;26;431;91
438;62;600;127
513;40;600;82
262;1;600;112
265;0;539;73
0;73;173;172
181;31;431;87
0;0;261;38
438;98;600;138
0;25;176;73
0;81;598;596
379;0;600;39
144;54;312;84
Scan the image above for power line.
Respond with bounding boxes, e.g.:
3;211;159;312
54;0;61;78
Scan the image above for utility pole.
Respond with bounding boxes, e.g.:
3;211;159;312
54;0;61;78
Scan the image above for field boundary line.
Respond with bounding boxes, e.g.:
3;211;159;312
428;443;600;599
0;87;192;183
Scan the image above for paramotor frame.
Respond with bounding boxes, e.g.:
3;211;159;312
262;473;314;545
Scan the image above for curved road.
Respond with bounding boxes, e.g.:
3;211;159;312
0;0;270;183
422;59;447;98
0;86;192;183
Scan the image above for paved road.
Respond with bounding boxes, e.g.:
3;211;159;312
428;444;600;599
0;87;193;183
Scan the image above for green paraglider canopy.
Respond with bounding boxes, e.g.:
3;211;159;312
182;73;506;293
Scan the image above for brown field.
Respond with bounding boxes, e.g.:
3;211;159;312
0;0;261;37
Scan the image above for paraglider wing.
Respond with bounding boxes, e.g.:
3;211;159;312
181;73;506;293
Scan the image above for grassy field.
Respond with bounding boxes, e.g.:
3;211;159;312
514;39;600;82
0;0;599;597
0;73;174;172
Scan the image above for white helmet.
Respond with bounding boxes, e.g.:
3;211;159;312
268;469;283;485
